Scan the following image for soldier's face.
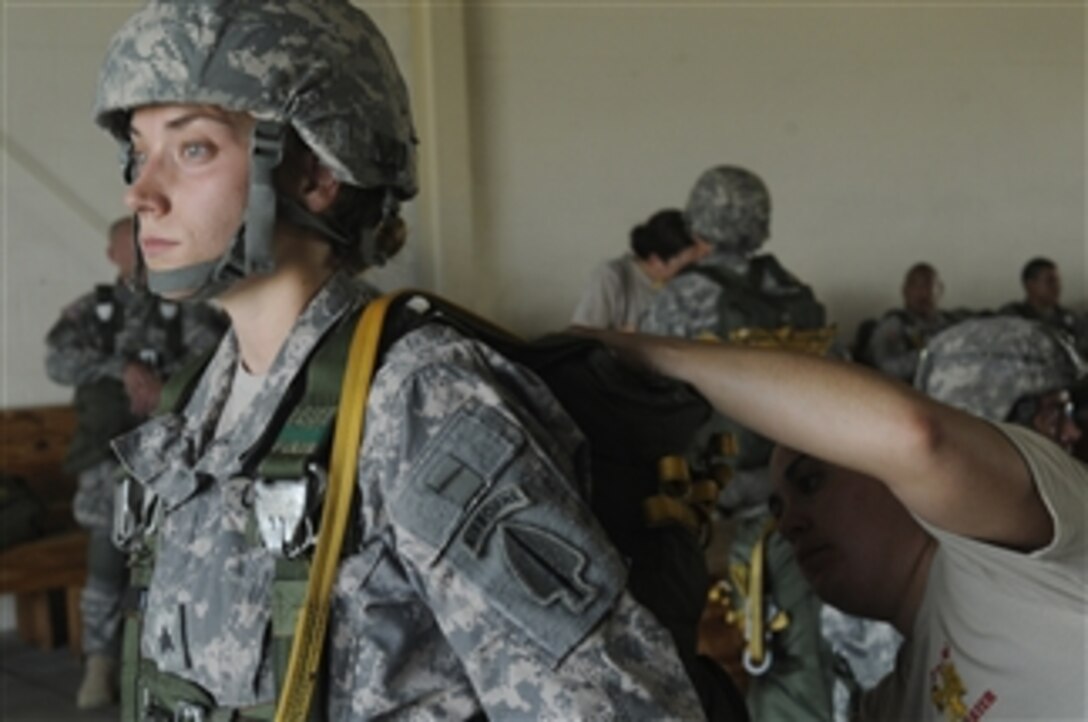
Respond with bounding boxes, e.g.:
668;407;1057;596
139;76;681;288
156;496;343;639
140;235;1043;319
769;447;929;621
124;104;253;290
1025;267;1061;307
902;269;941;317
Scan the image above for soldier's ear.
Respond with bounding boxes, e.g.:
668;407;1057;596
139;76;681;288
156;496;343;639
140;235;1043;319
301;163;341;214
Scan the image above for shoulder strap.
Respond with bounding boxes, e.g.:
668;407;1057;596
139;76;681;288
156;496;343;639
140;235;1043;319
156;348;215;415
257;308;360;481
685;264;783;330
275;291;406;722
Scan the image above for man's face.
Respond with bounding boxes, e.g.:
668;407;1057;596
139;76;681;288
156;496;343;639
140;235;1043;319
902;268;942;318
768;447;927;619
1025;266;1061;309
124;104;253;299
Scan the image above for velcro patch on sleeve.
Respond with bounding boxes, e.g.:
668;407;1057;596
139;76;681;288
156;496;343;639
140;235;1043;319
390;398;626;665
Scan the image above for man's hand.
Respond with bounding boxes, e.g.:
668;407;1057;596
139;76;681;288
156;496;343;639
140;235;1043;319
122;361;163;417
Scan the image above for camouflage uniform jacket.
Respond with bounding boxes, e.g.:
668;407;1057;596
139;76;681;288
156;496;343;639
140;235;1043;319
866;309;955;383
46;279;224;388
999;301;1087;356
46;279;225;472
111;272;703;719
640;248;824;340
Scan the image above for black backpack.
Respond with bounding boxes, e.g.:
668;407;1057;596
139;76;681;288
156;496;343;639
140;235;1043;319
378;292;748;720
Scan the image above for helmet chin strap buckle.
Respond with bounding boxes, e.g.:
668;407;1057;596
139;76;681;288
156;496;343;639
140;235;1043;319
244;120;285;277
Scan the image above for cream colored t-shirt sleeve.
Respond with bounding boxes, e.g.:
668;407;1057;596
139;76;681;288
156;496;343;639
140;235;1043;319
996;422;1088;565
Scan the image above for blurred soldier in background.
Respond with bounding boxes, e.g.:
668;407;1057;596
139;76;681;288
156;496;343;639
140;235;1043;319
44;217;225;709
641;165;835;721
999;257;1086;356
863;262;956;382
571;208;709;331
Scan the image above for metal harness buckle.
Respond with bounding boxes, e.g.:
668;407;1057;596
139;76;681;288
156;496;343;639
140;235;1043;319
174;700;206;722
252;464;324;558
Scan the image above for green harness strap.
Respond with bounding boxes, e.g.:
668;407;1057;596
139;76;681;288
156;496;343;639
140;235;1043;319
122;308;360;722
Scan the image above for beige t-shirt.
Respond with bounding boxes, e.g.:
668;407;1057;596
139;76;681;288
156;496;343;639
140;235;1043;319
861;423;1088;722
214;361;264;439
570;254;659;331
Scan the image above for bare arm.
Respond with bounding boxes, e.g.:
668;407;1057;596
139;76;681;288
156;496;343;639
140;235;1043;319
594;330;1052;550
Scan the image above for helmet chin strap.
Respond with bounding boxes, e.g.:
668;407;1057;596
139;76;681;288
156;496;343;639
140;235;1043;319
145;120;285;302
138;119;390;302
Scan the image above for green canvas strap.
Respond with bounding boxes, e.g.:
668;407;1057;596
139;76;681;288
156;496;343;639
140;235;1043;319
274;292;405;722
257;309;358;481
120;549;154;722
156;348;215;415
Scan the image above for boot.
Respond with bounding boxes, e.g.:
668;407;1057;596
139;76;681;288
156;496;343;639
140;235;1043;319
76;654;118;709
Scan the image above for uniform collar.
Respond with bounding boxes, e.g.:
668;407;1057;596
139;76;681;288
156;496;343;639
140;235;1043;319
112;271;369;509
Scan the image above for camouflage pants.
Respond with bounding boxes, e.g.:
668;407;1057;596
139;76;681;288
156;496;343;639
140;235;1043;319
730;512;835;722
74;460;127;657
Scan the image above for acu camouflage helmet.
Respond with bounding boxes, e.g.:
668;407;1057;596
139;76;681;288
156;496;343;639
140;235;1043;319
95;0;416;197
93;0;417;298
915;316;1084;422
684;166;771;255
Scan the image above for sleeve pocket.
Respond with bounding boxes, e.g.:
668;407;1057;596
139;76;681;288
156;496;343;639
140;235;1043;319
389;398;626;665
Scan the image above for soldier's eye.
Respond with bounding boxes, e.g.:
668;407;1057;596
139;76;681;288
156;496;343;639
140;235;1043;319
179;141;214;163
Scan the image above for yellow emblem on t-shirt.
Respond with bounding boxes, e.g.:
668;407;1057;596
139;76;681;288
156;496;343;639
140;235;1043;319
930;648;969;721
929;644;999;722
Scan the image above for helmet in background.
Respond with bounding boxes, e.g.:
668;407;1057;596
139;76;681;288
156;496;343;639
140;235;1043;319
684;166;771;256
916;316;1084;422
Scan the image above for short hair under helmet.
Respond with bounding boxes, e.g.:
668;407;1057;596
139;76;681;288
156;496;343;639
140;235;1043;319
684;166;771;255
915;316;1084;422
93;0;418;299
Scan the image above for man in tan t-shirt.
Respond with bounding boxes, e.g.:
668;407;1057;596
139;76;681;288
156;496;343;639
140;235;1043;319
587;316;1087;721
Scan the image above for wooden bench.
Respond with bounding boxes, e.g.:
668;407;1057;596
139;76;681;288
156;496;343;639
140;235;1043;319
0;405;86;653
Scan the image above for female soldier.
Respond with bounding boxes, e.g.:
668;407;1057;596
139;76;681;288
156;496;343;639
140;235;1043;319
96;1;703;719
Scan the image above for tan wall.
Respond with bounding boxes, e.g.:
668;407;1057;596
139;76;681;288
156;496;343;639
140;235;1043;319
2;1;1085;408
463;3;1086;336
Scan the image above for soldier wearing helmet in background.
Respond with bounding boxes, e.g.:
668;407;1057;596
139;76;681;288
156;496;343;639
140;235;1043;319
44;216;225;709
641;166;836;721
93;1;708;720
916;316;1084;454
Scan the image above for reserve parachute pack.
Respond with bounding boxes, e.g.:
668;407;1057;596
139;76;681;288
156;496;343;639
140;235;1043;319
120;290;749;722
